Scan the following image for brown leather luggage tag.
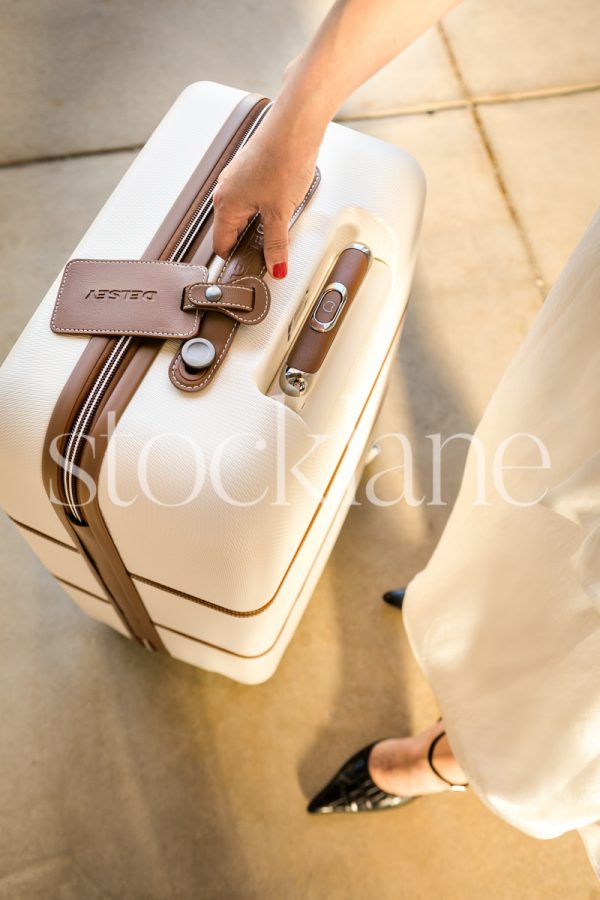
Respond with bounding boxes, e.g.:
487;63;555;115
51;257;269;341
51;259;212;339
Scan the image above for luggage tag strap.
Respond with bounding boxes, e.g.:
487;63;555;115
182;276;270;325
168;166;321;393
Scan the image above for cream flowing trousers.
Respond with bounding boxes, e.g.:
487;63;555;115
403;208;600;878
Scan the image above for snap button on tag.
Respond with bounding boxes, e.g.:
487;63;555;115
204;284;223;301
181;337;216;371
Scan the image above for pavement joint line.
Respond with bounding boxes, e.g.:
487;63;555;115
336;80;600;122
0;142;144;171
436;22;548;302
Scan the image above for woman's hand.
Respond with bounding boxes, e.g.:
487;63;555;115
212;111;320;280
212;0;463;278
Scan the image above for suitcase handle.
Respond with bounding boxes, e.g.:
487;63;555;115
279;243;372;397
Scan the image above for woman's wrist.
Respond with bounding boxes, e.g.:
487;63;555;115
268;56;339;152
266;93;329;154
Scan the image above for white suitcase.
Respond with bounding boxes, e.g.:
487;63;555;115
0;81;425;683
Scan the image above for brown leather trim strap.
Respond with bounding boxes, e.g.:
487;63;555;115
168;167;321;393
42;92;269;652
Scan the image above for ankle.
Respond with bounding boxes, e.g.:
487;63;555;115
427;732;468;787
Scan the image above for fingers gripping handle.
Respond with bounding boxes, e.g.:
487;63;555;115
280;243;372;397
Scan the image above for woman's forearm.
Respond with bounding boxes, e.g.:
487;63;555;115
268;0;462;146
213;0;462;275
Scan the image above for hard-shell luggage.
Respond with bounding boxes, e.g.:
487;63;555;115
0;81;425;683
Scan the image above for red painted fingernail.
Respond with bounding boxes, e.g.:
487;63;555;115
273;261;287;279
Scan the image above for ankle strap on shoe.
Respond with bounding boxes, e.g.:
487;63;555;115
427;731;469;792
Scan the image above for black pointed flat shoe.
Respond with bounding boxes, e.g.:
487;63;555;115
382;587;405;609
307;719;469;815
307;739;416;814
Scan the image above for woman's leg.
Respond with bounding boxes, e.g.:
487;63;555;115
369;718;469;795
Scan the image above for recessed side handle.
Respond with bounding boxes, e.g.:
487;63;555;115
280;243;372;397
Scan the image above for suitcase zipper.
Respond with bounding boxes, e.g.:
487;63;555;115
62;101;272;525
169;100;271;261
